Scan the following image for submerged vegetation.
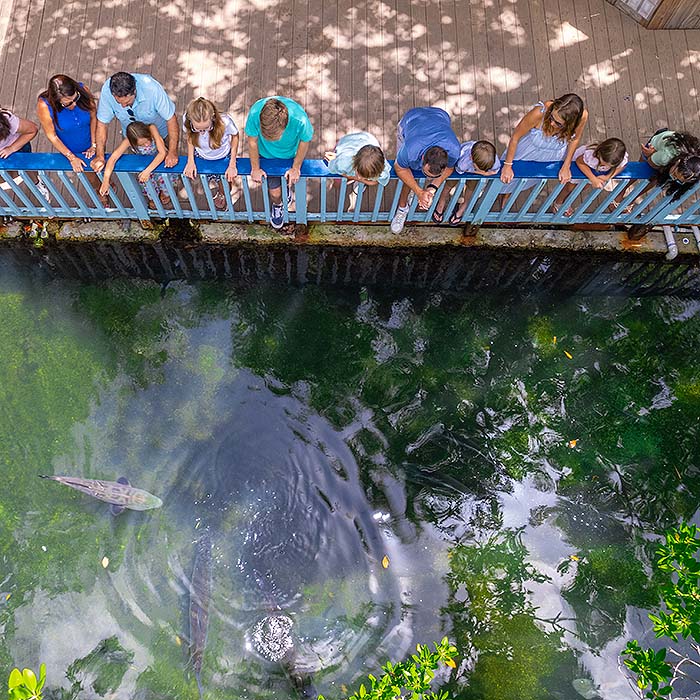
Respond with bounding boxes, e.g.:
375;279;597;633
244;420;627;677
1;269;699;699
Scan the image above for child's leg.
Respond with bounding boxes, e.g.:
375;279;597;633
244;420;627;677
552;182;574;209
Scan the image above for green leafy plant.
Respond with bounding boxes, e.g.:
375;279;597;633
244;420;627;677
318;637;457;700
622;522;700;699
7;664;45;700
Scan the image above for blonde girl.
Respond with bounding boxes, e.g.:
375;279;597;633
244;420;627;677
99;121;171;207
183;97;239;210
500;94;588;193
553;137;628;215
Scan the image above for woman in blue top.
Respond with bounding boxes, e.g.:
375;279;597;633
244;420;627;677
36;74;97;173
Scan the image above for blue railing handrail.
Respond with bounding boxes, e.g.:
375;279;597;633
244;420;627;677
0;152;696;230
0;152;657;179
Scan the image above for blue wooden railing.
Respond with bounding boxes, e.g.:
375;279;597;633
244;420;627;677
0;152;698;228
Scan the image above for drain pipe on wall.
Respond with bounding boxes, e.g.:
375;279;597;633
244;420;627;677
692;226;700;254
662;225;678;261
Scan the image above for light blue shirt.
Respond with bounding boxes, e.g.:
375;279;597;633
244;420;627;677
97;73;176;137
327;132;391;186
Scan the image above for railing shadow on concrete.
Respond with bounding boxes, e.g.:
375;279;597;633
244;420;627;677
0;153;698;234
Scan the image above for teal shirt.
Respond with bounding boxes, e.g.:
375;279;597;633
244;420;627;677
245;97;313;159
649;130;680;168
327;132;391;186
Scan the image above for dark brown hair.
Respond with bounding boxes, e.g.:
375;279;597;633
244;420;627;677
126;121;153;149
592;138;627;168
38;74;95;129
259;98;288;140
0;110;13;142
353;144;385;180
471;140;497;171
543;93;584;142
184;97;226;151
423;146;448;176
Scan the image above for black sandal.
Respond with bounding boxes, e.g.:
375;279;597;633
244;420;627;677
448;211;463;226
431;207;445;224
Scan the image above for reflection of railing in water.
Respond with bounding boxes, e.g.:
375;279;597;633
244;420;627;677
0;153;699;231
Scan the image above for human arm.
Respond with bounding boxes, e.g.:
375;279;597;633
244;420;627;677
98;138;131;195
83;86;97;158
164;114;179;168
137;126;166;182
92;120;109;173
500;106;544;183
286;139;310;186
247;136;266;183
225;133;239;182
558;108;588;184
183;139;197;179
575;154;604;189
394;162;433;209
0;117;38;158
36;100;85;172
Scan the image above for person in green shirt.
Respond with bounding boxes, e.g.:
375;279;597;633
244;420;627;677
245;97;314;230
641;130;700;200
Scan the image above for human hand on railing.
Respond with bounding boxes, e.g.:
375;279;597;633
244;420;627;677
640;143;655;159
0;146;16;158
417;188;433;210
83;145;96;159
500;163;514;184
165;151;178;168
251;167;265;184
590;175;605;190
183;161;197;179
99;180;110;197
225;164;238;182
558;165;572;184
137;170;150;184
285;166;301;186
69;155;85;173
324;150;337;161
91;157;105;173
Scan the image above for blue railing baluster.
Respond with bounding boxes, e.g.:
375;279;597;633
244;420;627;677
180;176;201;219
296;177;308;224
115;172;151;221
241;177;254;223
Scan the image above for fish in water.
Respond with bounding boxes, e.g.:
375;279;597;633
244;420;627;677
189;531;212;700
39;475;162;515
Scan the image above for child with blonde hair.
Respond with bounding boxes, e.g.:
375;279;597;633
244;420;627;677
183;97;239;210
552;137;628;215
99;121;171;208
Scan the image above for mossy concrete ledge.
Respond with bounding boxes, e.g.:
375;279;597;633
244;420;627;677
0;220;697;258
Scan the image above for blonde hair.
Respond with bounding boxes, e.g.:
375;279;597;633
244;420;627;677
184;97;226;150
259;98;288;140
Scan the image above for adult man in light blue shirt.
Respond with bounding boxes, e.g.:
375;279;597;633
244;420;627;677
92;72;180;172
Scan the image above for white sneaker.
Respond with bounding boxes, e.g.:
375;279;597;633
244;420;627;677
35;178;51;203
391;205;409;234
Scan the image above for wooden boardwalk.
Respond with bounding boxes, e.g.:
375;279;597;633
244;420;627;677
0;0;699;160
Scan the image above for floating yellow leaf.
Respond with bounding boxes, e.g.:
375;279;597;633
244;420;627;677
564;350;573;359
570;554;580;561
567;439;578;448
175;635;182;647
101;557;109;569
381;556;390;569
341;685;348;694
4;593;10;601
445;657;457;669
553;336;557;344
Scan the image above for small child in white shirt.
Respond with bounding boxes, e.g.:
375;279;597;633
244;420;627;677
436;140;500;225
553;137;628;215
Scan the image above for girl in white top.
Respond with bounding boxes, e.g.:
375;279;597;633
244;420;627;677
553;137;628;215
183;98;239;210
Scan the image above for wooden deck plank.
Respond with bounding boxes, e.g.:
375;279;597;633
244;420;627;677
527;0;555;104
516;0;541;111
468;0;495;142
484;0;509;139
638;25;671;132
543;0;568;98
556;0;586;116
499;0;526;122
672;32;700;135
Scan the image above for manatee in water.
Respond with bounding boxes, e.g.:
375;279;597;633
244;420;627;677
188;531;212;700
39;475;162;514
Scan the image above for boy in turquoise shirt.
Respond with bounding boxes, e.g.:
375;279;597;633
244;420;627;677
245;97;314;229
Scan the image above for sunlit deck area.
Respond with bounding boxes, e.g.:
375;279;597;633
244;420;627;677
0;0;699;159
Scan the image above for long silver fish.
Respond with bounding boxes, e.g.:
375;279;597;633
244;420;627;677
189;531;212;700
39;475;162;514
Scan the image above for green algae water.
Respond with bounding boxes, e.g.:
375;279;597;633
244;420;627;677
1;257;699;700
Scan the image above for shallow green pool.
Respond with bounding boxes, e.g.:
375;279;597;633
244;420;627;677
1;259;699;700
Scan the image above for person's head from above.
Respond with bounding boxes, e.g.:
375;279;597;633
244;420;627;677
353;144;385;180
0;109;13;141
471;140;497;172
545;93;584;140
668;154;700;185
110;72;137;108
259;98;288;141
126;121;153;149
185;97;225;148
421;146;448;178
593;138;627;170
45;74;89;112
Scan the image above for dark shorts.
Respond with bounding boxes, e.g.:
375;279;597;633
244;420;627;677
18;142;31;153
267;175;282;190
